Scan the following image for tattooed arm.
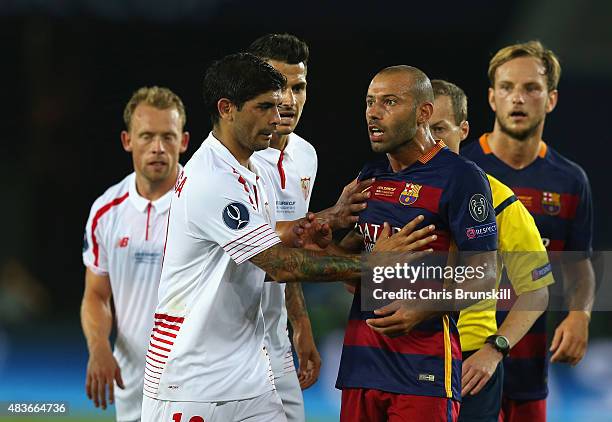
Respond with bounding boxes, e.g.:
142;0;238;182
250;244;361;283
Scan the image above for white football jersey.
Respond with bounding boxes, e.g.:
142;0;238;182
144;133;281;402
252;132;318;378
83;172;172;421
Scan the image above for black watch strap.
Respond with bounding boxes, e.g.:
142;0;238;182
485;335;510;357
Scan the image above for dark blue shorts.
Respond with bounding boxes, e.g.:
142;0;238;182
458;350;504;422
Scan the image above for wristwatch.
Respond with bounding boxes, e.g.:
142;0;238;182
485;335;510;357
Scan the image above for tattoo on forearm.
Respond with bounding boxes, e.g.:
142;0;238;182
252;245;361;283
286;282;308;322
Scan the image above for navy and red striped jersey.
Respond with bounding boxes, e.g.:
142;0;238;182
336;141;497;400
462;133;593;400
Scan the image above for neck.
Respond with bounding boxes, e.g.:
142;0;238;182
135;166;178;202
387;135;437;173
488;120;544;169
270;132;289;151
212;126;253;167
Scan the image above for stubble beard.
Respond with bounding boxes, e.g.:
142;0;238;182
497;115;543;141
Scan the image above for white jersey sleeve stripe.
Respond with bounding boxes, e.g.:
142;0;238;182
233;236;282;265
155;321;181;331
229;228;279;261
223;224;268;251
90;191;129;268
152;327;177;338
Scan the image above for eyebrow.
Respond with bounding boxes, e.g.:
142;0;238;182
366;94;401;99
430;120;449;126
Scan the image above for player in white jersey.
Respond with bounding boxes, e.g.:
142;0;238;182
81;86;189;421
141;53;428;422
249;33;372;422
249;34;318;422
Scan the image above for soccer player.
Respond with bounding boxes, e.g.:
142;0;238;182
141;53;432;422
81;86;189;421
247;33;319;422
334;65;498;422
462;41;595;422
429;79;552;422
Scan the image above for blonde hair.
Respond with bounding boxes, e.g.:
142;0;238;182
123;86;186;130
488;40;561;92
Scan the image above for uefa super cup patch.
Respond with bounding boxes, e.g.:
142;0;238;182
222;202;250;230
469;193;489;222
466;221;497;240
532;262;552;281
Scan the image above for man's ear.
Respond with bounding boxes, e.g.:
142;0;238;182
488;87;497;113
120;130;132;152
180;132;190;153
459;120;470;142
546;90;558;113
217;98;235;121
417;102;434;125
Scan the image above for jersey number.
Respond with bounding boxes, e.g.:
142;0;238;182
175;171;187;198
172;413;204;422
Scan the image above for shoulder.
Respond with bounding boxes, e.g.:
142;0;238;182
441;148;486;177
460;138;483;159
545;146;591;188
290;132;317;160
357;158;388;181
486;174;515;206
89;173;132;215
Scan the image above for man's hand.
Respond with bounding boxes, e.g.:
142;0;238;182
366;301;436;337
550;311;590;366
372;216;436;254
291;213;332;250
292;319;322;389
317;178;374;230
461;344;502;396
85;344;125;410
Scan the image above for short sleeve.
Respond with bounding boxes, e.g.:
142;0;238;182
445;164;498;251
82;199;110;275
498;198;554;295
565;168;593;256
184;171;281;265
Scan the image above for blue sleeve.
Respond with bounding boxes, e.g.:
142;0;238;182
444;163;498;251
566;168;593;256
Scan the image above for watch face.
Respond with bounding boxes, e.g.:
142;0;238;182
495;336;509;350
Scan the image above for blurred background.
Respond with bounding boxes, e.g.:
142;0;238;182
1;0;611;420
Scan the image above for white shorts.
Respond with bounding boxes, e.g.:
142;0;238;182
274;372;305;422
141;390;287;422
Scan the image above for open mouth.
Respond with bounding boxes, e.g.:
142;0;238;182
509;111;528;118
369;125;385;139
279;111;296;124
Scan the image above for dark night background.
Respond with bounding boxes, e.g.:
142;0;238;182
0;1;611;420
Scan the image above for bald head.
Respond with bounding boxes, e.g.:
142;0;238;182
376;65;434;106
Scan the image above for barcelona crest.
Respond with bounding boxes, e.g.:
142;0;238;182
399;182;422;206
542;191;561;215
300;177;311;200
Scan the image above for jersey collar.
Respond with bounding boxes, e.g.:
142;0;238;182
206;132;259;185
253;132;297;165
128;172;175;214
479;133;548;159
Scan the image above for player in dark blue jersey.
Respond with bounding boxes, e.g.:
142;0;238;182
461;41;595;422
335;65;498;422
